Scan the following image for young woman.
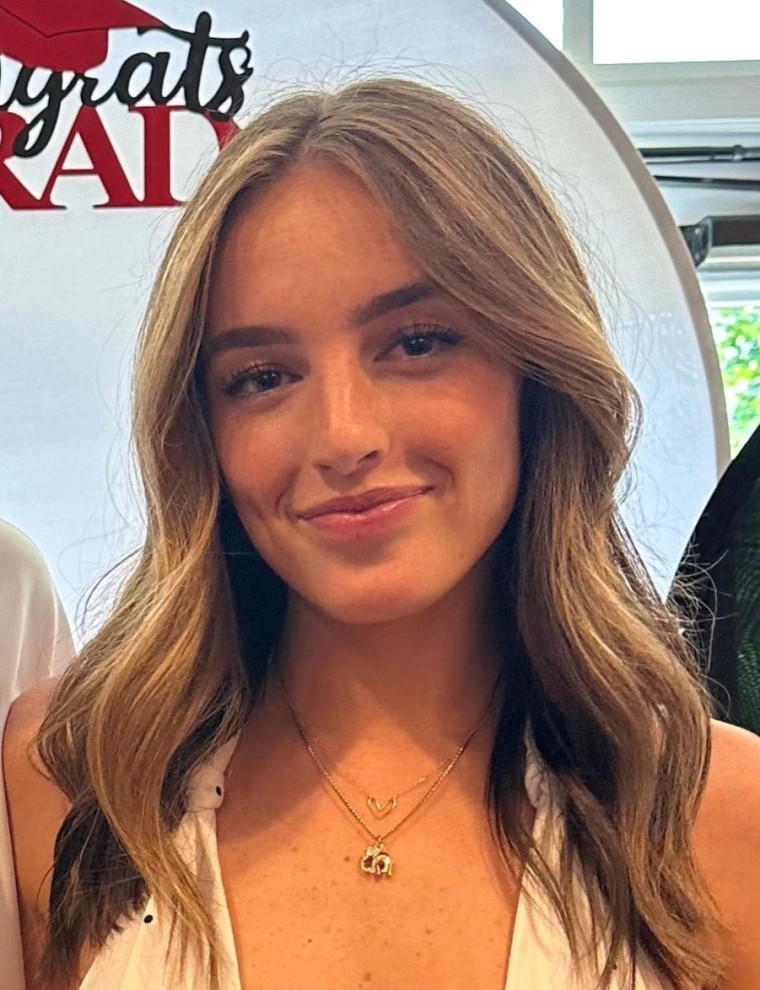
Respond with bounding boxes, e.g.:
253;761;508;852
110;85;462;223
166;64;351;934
4;77;760;990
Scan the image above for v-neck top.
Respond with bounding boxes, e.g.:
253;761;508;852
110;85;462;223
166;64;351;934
78;734;668;990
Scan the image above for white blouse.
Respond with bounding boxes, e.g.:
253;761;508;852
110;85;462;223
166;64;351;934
79;733;668;990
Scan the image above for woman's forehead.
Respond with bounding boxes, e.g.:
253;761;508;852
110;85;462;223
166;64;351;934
220;163;395;259
207;171;429;333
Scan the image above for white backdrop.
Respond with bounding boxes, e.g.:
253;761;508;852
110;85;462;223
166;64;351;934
0;0;728;638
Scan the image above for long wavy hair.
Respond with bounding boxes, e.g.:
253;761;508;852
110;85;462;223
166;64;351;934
36;76;725;989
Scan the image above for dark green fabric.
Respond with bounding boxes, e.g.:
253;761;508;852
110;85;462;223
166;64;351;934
670;422;760;737
733;473;760;735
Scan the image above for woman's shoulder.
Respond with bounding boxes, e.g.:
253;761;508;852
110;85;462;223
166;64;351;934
3;677;70;916
692;719;760;989
3;676;59;774
3;675;68;810
698;719;760;836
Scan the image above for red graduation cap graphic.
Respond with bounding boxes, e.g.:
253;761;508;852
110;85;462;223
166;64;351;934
0;0;165;73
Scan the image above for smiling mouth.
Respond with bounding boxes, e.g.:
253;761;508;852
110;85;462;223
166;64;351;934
299;486;432;520
300;490;429;540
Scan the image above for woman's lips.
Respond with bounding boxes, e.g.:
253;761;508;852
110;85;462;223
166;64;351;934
301;490;428;541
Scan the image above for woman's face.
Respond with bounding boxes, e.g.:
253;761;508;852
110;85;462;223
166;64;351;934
204;163;521;625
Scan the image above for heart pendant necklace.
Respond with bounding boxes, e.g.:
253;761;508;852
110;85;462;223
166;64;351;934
276;666;501;877
367;795;398;819
307;734;451;820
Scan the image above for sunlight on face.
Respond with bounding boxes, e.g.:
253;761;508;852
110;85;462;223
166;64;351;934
204;163;521;625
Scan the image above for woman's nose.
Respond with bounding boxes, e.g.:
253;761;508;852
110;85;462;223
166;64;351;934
307;365;391;476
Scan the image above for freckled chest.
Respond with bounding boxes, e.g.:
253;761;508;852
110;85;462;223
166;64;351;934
216;784;528;990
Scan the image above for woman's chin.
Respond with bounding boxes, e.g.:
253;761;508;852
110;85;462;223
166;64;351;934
309;585;440;627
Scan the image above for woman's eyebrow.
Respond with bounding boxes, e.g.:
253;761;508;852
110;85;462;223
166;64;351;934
205;278;439;357
352;278;437;325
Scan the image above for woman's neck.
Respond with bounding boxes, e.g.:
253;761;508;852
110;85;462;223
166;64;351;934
265;569;505;790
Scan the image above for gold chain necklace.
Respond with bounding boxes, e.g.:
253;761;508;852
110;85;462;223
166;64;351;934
307;731;451;819
276;667;500;878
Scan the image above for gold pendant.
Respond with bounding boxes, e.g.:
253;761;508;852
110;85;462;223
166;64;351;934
360;841;393;877
367;795;398;819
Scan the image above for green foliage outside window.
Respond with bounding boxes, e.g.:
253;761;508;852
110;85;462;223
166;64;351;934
710;306;760;457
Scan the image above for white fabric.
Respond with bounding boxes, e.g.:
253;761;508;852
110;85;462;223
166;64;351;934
0;520;75;990
80;735;668;990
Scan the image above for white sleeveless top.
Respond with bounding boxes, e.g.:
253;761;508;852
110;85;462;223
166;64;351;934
79;736;668;990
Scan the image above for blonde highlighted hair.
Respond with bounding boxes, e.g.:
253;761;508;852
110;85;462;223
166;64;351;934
37;76;724;989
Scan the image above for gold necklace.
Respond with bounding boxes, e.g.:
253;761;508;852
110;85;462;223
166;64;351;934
276;668;500;878
308;732;451;819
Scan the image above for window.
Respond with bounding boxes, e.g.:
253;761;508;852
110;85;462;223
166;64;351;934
495;0;760;89
699;255;760;455
508;0;564;49
708;305;760;455
594;0;760;64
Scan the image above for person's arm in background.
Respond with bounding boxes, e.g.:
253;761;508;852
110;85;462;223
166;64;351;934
0;521;75;990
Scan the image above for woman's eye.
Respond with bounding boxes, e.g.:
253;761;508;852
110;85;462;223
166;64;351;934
387;325;464;359
222;364;296;398
220;325;463;400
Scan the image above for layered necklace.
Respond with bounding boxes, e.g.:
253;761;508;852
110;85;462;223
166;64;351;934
275;665;501;879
